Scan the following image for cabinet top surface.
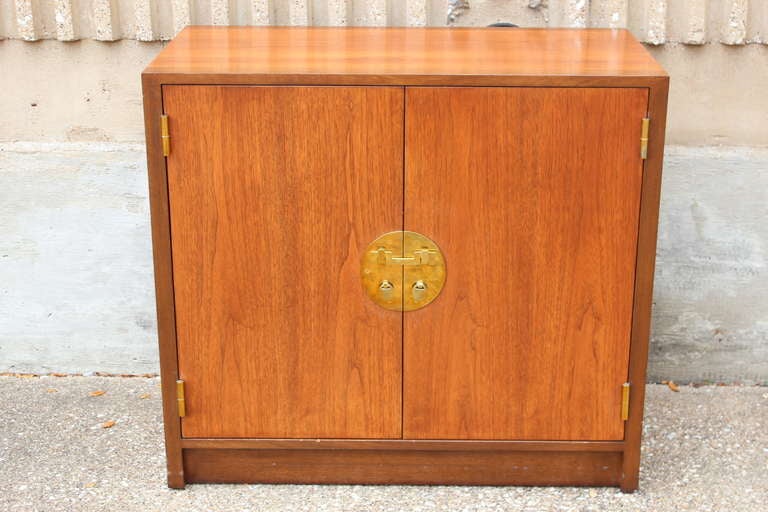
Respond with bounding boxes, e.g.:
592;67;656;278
144;27;667;81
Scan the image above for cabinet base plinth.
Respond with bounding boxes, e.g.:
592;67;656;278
181;448;627;488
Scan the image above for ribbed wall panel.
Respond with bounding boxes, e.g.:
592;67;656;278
92;0;118;41
53;0;75;41
13;0;38;40
721;0;748;45
171;0;192;34
589;0;629;29
326;0;349;26
680;0;708;45
405;0;428;27
0;0;765;44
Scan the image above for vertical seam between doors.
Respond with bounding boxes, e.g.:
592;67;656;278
401;87;407;439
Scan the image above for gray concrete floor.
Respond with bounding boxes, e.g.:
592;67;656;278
0;377;765;511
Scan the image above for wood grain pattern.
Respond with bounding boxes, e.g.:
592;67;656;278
183;448;623;486
404;87;648;441
164;85;404;439
145;27;667;80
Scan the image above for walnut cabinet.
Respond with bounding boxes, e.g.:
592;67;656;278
142;27;668;491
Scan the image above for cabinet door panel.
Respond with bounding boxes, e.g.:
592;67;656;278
404;87;647;440
165;86;403;438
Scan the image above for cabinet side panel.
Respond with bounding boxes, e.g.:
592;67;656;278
621;78;669;492
164;85;404;439
142;75;184;488
404;87;648;441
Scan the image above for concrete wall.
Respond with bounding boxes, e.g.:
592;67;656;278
652;147;768;384
1;0;767;382
2;143;765;382
0;143;156;374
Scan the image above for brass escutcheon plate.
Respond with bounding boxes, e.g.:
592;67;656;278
361;231;446;311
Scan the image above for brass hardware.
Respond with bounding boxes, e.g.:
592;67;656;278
412;280;428;302
376;248;438;266
621;382;630;421
378;279;395;301
161;114;170;157
176;379;186;418
640;117;650;160
361;231;446;311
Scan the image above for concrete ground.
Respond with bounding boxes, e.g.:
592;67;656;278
0;377;765;511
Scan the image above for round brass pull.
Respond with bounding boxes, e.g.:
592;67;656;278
360;231;446;311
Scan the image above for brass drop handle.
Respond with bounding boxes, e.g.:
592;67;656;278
412;280;428;302
376;247;438;266
378;280;395;301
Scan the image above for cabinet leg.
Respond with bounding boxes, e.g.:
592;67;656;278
167;469;186;489
619;467;639;493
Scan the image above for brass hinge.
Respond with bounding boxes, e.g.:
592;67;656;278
160;114;170;157
621;382;630;421
640;117;650;160
176;379;186;417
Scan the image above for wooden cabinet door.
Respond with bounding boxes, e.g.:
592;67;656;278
164;86;403;438
403;87;648;441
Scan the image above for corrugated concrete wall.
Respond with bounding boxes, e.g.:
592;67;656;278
1;0;767;44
